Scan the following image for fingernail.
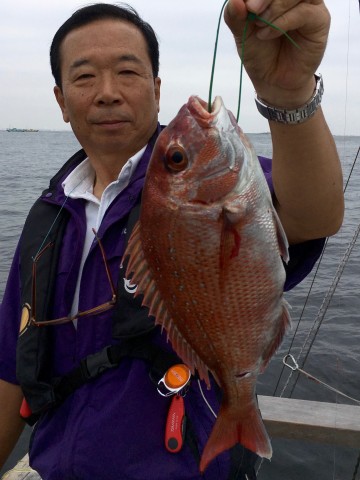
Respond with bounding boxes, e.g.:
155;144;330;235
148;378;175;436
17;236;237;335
246;0;267;13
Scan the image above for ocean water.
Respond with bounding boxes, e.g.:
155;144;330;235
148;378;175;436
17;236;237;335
0;130;359;479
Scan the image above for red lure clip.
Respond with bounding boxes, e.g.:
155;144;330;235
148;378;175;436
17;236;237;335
165;394;186;453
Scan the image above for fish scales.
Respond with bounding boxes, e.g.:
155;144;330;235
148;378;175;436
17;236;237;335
125;95;290;472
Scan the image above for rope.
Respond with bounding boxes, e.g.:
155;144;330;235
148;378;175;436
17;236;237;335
273;144;360;398
272;239;327;396
283;354;360;404
281;219;360;398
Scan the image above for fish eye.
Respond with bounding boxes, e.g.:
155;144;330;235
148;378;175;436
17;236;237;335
165;146;188;172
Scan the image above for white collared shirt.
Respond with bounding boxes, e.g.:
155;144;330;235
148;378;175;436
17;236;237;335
62;146;146;322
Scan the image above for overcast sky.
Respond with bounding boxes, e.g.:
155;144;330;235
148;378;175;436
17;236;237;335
0;1;359;135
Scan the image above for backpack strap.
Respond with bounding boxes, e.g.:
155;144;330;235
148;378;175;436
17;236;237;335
54;335;181;403
112;198;157;339
17;200;71;419
22;333;181;425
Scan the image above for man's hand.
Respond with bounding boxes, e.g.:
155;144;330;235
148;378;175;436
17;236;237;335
224;0;331;107
0;380;25;469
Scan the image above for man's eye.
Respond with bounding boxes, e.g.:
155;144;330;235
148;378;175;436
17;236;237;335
119;70;137;76
77;74;93;80
73;72;96;81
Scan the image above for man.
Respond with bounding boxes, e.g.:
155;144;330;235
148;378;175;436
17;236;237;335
0;2;343;479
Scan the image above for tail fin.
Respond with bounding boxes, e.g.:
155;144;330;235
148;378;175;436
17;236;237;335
199;404;272;473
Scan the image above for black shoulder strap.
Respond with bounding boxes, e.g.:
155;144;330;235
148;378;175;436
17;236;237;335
19;200;70;319
20;148;87;316
17;151;86;418
112;199;156;339
17;198;71;418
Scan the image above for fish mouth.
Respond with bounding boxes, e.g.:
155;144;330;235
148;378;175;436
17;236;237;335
187;95;236;131
209;96;224;116
186;96;221;119
186;95;239;175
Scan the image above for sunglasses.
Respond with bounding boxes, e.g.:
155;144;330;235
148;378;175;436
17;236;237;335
29;229;116;327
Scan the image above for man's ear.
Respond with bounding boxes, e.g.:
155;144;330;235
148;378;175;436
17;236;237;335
54;86;70;123
155;77;161;113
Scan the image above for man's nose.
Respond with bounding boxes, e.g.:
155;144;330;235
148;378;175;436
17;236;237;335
95;74;123;105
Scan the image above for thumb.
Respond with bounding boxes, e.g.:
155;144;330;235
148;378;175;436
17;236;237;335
224;0;249;34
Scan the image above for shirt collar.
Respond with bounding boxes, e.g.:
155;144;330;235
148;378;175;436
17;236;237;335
62;146;147;202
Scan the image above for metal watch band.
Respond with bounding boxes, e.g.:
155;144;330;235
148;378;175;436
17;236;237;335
255;74;324;125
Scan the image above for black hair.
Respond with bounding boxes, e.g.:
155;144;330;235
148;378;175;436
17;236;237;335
50;3;159;89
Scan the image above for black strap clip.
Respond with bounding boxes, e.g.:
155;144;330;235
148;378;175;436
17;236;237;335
80;346;118;380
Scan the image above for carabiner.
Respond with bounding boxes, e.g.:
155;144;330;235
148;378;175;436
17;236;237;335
282;354;299;372
157;364;191;397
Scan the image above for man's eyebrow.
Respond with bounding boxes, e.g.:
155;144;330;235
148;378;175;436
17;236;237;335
116;54;144;66
70;59;90;70
69;54;144;71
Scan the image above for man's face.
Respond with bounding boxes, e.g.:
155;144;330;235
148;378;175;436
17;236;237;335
54;19;161;161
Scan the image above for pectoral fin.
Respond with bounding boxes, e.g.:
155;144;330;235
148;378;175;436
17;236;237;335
272;207;289;263
219;203;246;269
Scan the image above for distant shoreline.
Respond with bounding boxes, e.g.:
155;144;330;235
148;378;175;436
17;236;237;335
0;129;359;138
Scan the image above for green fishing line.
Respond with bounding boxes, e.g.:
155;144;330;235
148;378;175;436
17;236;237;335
208;2;300;120
236;15;250;122
248;11;300;49
208;0;228;113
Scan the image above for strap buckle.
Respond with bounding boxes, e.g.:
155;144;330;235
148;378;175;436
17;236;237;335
81;347;117;380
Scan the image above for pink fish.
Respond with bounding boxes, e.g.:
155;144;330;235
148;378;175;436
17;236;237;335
125;95;290;472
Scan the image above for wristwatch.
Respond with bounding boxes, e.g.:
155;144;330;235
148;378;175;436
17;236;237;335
255;74;324;125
